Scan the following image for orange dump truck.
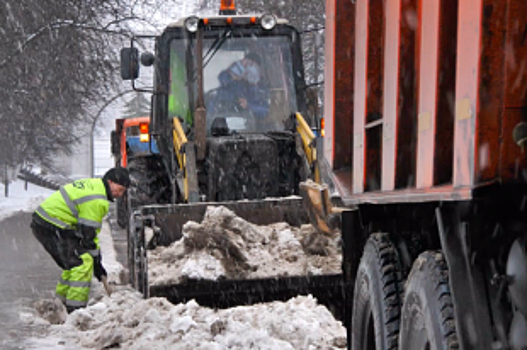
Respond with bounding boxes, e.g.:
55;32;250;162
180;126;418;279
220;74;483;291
315;0;527;349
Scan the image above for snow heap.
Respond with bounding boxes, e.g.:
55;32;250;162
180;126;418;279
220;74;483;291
24;288;346;349
148;206;342;286
15;199;346;349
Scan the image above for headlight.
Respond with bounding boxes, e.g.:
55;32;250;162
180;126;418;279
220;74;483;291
184;16;200;33
260;14;277;30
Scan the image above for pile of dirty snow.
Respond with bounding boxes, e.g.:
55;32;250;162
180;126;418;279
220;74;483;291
22;288;346;349
148;206;342;285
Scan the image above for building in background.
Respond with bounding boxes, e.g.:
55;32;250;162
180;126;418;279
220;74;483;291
94;138;114;177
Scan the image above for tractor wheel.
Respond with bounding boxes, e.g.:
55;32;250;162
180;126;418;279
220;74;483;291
398;251;459;350
352;233;403;350
116;196;128;228
127;220;136;286
127;155;170;210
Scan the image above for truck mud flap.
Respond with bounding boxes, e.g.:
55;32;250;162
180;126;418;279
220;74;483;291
138;197;309;246
149;274;345;321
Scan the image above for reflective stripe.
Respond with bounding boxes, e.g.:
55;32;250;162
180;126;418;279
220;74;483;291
60;187;79;218
74;195;107;206
65;299;88;307
78;218;102;228
69;280;92;288
36;206;71;229
58;278;91;288
55;294;66;303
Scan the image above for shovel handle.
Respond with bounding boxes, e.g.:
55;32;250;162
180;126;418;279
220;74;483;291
101;275;113;296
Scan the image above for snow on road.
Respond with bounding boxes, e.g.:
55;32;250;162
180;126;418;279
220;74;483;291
0;180;347;349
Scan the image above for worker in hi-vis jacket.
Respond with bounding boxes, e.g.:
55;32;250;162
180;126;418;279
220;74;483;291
30;167;130;313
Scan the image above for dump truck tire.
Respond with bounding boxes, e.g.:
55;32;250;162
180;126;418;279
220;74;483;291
352;233;403;350
398;251;459;350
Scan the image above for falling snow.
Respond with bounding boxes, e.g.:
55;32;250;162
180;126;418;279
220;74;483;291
1;181;346;349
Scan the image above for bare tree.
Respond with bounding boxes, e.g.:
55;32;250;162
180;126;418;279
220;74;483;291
1;0;321;171
234;0;325;85
0;0;149;167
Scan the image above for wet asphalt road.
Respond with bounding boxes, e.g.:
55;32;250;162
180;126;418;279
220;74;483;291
0;211;61;349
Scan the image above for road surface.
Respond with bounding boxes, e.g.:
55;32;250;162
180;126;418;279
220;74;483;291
0;205;129;349
0;211;62;349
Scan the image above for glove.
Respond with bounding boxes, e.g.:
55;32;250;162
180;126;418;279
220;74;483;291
93;256;107;282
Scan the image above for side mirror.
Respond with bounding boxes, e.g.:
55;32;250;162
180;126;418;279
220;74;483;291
120;47;139;80
111;130;120;156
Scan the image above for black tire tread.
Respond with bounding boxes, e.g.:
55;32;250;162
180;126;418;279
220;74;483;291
353;232;403;350
373;233;403;348
116;197;127;228
127;156;169;208
403;251;459;349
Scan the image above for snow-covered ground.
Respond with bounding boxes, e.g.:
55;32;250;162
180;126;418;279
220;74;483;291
0;180;347;349
0;180;54;221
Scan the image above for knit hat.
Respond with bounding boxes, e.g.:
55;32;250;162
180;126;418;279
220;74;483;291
103;167;130;188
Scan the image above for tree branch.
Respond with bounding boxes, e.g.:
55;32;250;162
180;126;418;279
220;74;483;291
0;19;133;69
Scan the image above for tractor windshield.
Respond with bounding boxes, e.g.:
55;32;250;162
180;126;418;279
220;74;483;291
168;32;299;134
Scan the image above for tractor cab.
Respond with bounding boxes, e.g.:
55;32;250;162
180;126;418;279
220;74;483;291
165;14;307;135
120;0;316;204
121;8;308;134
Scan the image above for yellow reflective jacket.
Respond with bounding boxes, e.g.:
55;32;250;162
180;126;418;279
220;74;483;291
35;178;110;249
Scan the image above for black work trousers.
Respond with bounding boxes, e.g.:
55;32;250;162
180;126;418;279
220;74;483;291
30;217;83;270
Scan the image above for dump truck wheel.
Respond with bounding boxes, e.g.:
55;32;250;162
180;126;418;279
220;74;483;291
352;233;403;350
398;251;459;350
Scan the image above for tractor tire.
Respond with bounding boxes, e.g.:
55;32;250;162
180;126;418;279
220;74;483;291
127;155;170;211
128;214;148;295
398;251;459;350
116;196;128;228
352;233;403;350
127;222;136;286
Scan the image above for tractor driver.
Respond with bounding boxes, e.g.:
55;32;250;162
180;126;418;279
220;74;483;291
208;52;270;126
